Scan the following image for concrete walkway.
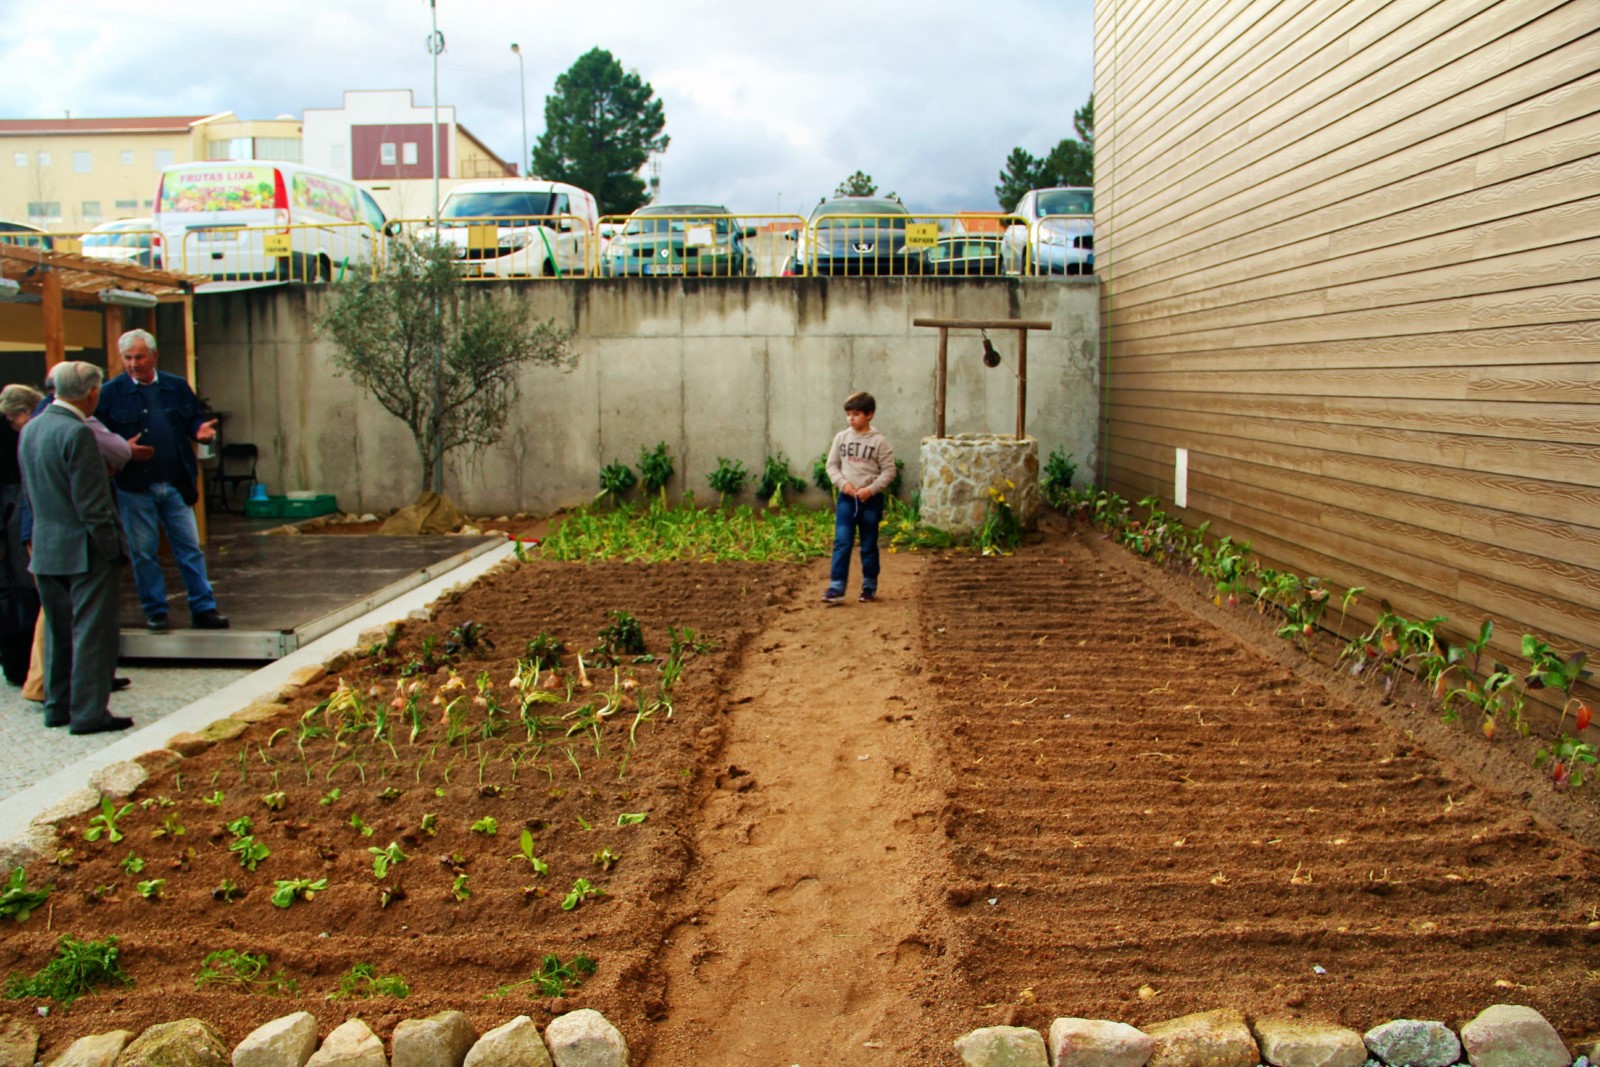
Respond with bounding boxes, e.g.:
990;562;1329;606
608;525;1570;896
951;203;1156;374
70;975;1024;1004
0;541;515;845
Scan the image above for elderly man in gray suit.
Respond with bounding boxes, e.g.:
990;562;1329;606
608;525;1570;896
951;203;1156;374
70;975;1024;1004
18;361;133;734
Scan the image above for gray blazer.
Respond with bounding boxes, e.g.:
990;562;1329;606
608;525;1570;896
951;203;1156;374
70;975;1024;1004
18;404;126;576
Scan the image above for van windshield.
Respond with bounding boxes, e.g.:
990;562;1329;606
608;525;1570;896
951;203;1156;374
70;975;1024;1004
441;192;556;220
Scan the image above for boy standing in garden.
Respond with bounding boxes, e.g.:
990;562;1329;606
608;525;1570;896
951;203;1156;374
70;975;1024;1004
824;391;896;603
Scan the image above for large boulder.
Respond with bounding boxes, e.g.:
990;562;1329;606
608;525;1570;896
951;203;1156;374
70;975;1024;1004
232;1012;319;1067
542;1010;627;1067
952;1025;1048;1067
1362;1020;1460;1067
1459;1005;1570;1067
391;1011;476;1067
463;1017;552;1067
305;1020;386;1067
1046;1018;1153;1067
116;1019;228;1066
1146;1009;1259;1067
47;1031;133;1067
1253;1018;1366;1067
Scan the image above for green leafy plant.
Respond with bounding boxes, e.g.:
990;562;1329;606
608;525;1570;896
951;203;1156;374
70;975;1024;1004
83;797;134;844
368;842;408;879
212;879;245;903
470;816;499;836
449;873;471;902
1535;735;1598;789
0;867;52;923
329;961;410;1000
706;456;749;505
1040;449;1077;508
118;853;145;876
270;878;328;909
3;934;131;1007
319;788;341;806
597;460;636;505
616;812;647;827
493;952;598;997
561;877;603;911
136;879;165;901
260;791;287;812
812;452;833;494
420;813;438;837
594;847;620;871
202;790;226;808
194;949;297;994
348;814;374;838
598;610;646;657
224;815;253;837
973;483;1022;556
514;829;549;875
756;452;807;507
229;836;271;872
638;442;674;501
152;813;186;840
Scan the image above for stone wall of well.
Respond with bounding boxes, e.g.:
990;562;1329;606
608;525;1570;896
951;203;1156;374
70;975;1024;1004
919;433;1040;537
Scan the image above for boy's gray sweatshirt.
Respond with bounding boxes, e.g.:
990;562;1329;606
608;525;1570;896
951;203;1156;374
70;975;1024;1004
826;426;896;496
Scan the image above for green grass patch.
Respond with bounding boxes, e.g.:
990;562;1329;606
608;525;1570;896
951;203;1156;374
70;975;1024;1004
539;500;833;562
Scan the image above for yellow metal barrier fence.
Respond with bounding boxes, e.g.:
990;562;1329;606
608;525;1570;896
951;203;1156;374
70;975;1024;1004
382;215;594;279
174;220;382;284
1010;213;1094;277
791;213;1028;277
595;213;805;278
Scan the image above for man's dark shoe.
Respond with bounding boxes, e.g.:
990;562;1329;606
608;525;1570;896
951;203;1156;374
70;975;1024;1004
71;715;135;735
146;615;169;632
111;677;132;692
43;714;68;728
193;610;230;630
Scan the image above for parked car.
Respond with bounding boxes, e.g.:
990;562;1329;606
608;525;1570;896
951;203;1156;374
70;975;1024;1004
797;196;914;276
0;221;52;250
155;161;386;283
599;204;756;277
922;234;1005;276
419;180;598;278
1002;186;1093;275
80;218;163;269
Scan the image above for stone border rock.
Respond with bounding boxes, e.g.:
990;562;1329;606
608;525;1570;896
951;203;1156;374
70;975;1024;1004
954;1004;1596;1067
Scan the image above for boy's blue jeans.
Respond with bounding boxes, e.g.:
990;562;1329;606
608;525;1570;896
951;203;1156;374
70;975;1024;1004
828;493;885;595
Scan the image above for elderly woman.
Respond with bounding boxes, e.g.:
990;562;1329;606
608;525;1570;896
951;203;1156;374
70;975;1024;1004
0;382;44;684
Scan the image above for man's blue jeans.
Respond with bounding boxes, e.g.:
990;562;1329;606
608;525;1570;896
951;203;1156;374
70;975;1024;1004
117;482;216;620
828;493;885;595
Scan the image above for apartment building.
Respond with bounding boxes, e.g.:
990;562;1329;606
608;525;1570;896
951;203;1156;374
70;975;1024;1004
0;113;302;232
301;89;515;219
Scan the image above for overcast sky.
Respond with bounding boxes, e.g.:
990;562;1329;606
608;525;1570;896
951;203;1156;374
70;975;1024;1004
0;0;1094;214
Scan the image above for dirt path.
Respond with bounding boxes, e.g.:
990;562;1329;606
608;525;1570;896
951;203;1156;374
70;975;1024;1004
647;551;951;1065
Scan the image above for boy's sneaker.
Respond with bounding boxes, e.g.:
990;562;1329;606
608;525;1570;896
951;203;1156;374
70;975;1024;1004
821;589;844;603
859;590;876;603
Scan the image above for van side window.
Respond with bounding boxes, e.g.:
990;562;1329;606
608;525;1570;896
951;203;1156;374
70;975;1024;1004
359;190;387;229
552;194;569;218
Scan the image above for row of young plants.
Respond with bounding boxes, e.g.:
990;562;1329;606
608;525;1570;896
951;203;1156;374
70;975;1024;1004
1057;484;1597;788
597;441;906;509
1;611;711;1014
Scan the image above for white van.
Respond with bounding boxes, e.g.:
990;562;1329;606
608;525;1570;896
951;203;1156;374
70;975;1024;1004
155;161;388;284
418;179;598;277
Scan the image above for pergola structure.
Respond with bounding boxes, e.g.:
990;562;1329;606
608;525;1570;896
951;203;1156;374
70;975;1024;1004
0;243;206;381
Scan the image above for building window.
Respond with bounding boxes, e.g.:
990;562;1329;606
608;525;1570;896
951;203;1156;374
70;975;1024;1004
121;149;135;166
73;150;92;173
142;200;153;210
12;152;25;168
26;202;61;221
380;142;397;166
207;136;253;161
114;199;138;212
255;137;301;163
402;142;418;166
82;200;102;219
36;151;51;167
153;149;173;170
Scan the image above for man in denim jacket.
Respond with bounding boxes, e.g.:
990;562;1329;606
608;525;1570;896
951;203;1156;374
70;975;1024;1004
95;329;229;632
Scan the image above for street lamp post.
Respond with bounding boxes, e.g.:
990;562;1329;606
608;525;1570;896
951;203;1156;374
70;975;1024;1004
510;43;528;177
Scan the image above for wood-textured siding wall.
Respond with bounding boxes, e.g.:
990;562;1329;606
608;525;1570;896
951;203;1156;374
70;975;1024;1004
1093;0;1600;670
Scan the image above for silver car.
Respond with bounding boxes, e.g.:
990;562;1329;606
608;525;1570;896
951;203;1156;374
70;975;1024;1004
1002;187;1093;276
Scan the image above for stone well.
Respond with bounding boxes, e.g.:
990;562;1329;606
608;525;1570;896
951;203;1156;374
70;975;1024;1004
919;434;1040;537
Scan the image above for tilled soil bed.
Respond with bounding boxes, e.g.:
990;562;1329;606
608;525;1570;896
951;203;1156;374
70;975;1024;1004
5;527;1600;1063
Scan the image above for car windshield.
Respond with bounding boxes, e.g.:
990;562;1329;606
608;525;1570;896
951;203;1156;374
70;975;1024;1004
622;207;731;236
440;192;556;221
1036;189;1093;216
811;199;908;221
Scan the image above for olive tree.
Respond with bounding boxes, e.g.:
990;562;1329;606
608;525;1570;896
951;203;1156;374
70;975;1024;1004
319;239;576;494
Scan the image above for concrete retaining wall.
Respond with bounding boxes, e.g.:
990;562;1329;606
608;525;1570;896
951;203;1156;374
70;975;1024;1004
194;278;1099;516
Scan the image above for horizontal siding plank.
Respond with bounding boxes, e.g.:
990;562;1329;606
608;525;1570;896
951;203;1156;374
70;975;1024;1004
1110;321;1600;376
1109;433;1600;575
1109;361;1600;404
1108;388;1600;445
1107;422;1600;531
1104;401;1600;491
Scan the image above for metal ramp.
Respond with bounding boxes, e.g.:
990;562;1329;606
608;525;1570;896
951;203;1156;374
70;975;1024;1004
118;523;501;661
